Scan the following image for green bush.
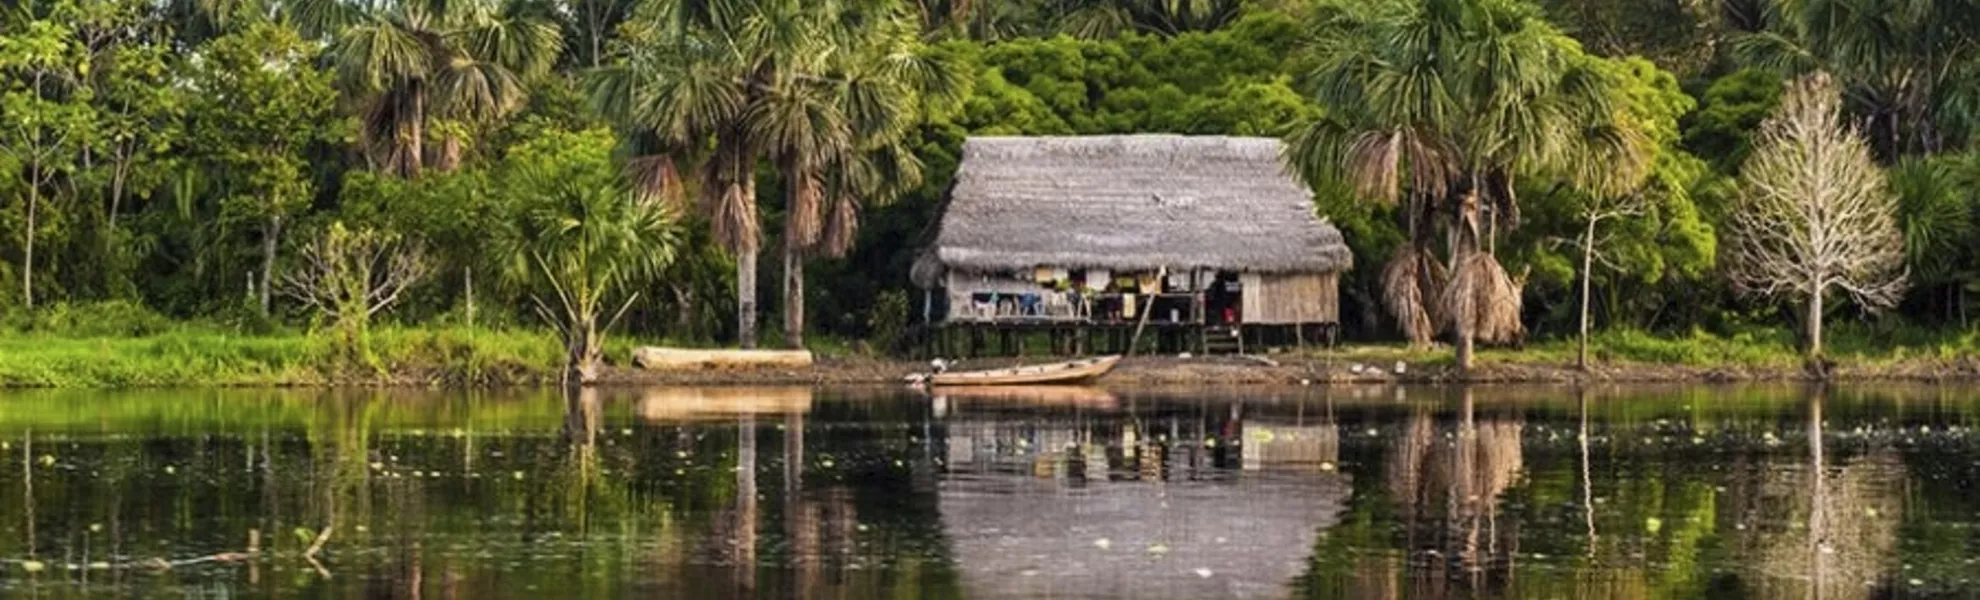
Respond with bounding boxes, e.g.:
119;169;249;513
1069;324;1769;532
19;301;175;337
867;290;911;356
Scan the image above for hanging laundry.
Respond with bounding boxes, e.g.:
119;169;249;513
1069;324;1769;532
1086;269;1111;292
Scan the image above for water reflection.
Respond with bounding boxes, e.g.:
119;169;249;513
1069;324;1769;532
936;388;1350;598
0;385;1976;598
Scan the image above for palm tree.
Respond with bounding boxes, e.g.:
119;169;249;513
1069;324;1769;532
1287;0;1651;370
1735;0;1980;158
506;161;680;386
763;4;961;349
291;0;562;177
590;0;960;349
1057;0;1246;37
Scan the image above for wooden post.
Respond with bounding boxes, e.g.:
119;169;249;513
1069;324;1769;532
1126;268;1165;357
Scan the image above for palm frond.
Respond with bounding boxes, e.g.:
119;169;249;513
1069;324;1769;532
332;21;432;93
432;58;527;122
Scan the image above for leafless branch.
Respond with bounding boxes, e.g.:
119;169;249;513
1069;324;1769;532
277;224;433;327
1726;73;1908;356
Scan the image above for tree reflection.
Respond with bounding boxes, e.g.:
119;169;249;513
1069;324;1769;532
1750;386;1905;600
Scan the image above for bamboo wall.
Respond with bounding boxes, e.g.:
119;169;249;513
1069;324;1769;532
1240;272;1340;325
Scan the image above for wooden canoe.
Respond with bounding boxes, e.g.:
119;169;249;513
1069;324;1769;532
929;355;1121;387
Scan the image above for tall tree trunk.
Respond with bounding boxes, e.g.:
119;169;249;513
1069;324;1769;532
564;321;600;386
783;242;805;349
436;134;463;173
260;215;281;315
738;246;759;349
403;87;426;178
1455;318;1474;372
1577;219;1596;370
109;161;127;235
1806;279;1824;360
22;180;36;311
780;157;813;350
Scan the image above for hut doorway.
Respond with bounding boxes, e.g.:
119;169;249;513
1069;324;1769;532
1205;272;1242;326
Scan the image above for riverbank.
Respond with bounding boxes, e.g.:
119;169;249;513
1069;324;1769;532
594;351;1980;386
4;327;1979;388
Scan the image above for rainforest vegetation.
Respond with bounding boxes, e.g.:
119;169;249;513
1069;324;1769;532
3;0;1979;383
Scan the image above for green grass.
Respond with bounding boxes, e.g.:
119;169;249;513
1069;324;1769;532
1296;324;1980;370
0;325;574;388
4;305;1977;387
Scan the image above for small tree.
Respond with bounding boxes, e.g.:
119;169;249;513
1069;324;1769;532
1727;73;1907;363
506;156;679;386
1570;192;1650;370
277;222;432;366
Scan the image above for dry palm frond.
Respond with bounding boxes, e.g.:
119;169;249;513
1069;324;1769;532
628;154;684;207
1343;128;1458;207
1346;130;1404;204
1419;250;1449;334
820;194;860;258
1441;253;1524;345
697;135;762;255
1382;245;1441;346
785;171;824;248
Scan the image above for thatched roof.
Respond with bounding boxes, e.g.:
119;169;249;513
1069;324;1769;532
917;135;1351;287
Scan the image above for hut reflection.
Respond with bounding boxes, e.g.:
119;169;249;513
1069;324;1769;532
935;389;1350;597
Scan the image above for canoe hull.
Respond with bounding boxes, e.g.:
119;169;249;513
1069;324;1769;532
929;356;1121;387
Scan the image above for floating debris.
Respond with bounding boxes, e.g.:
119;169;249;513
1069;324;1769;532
1193;568;1213;578
1094;538;1112;550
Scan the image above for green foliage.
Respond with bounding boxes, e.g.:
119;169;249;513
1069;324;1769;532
11;0;1980;382
4;300;173;337
497;128;679;380
867;289;911;354
1682;69;1784;173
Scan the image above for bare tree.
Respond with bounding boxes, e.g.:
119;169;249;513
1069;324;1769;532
278;222;432;363
1567;191;1651;370
1727;73;1907;362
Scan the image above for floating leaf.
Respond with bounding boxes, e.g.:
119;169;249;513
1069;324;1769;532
1646;517;1663;534
20;561;45;573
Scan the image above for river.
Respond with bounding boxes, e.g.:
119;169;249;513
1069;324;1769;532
0;384;1974;598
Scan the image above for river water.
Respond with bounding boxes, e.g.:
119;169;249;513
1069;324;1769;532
0;384;1975;598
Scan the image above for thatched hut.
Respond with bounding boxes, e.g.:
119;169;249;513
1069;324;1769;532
914;135;1353;354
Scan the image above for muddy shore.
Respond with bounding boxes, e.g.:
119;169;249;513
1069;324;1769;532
593;354;1980;386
